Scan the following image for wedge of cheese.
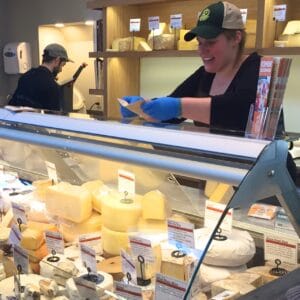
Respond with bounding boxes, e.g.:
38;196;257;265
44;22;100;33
101;192;142;232
209;183;234;204
141;190;171;220
204;180;219;198
45;182;92;223
60;212;102;243
102;226;130;256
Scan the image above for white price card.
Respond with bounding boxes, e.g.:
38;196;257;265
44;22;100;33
204;200;233;233
148;16;160;31
155;273;187;300
264;233;298;265
170;14;182;29
80;243;97;273
45;231;64;255
11;202;27;226
79;232;102;255
118;169;135;196
240;8;248;25
13;245;29;274
121;249;137;284
129;236;155;263
45;161;58;184
168;219;195;249
115;281;143;300
130;18;141;32
74;277;98;299
273;4;287;21
9;224;22;246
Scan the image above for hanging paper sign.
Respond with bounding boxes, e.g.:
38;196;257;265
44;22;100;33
273;4;287;22
130;18;141;32
170;14;182;29
148;16;160;31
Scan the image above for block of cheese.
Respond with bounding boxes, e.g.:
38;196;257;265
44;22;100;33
39;278;59;297
228;272;262;288
210;290;240;299
45;182;92;223
40;253;67;278
199;263;247;287
101;191;142;232
177;40;198;51
148;34;175;50
211;279;256;297
113;37;147;51
0;225;10;243
66;271;113;299
32;179;53;201
179;29;189;40
26;220;58;232
141;190;171;220
1;208;13;227
137;40;152;51
20;227;45;250
137;218;167;232
152;22;170;36
27;242;48;263
204;180;219;198
209;183;234;204
60;212;102;242
102;226;130;256
81;180;105;213
246;265;282;284
195;228;255;267
53;260;79;286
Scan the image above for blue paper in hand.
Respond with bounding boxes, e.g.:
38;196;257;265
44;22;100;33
120;96;144;118
141;97;181;121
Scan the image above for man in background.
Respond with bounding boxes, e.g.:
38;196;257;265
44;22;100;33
8;43;73;111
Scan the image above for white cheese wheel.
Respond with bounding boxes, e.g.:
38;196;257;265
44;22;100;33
199;263;247;288
40;254;68;278
101;191;142;232
66;271;113;299
195;228;255;267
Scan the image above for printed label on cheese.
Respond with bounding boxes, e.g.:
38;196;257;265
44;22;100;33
9;224;22;246
115;281;143;300
12;202;27;225
79;232;102;255
80;243;97;274
121;249;137;284
155;273;187;300
204;200;233;232
13;244;29;274
170;14;182;29
130;18;141;32
118;169;135;197
167;219;195;249
74;277;98;299
129;236;155;263
264;233;298;265
45;231;64;255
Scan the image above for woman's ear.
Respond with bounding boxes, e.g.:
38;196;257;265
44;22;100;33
235;30;242;44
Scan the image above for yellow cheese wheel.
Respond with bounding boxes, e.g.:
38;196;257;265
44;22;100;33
101;192;142;232
45;182;92;223
60;212;102;243
102;226;129;256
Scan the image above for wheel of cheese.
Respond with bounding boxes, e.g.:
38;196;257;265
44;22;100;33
98;256;123;280
199;263;247;288
101;192;142;232
195;228;255;267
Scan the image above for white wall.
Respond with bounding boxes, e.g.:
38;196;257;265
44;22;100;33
141;55;300;133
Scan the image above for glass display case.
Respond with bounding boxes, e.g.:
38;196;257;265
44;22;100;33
0;108;299;299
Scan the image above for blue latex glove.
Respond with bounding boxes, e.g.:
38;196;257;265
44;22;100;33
141;97;181;121
120;96;144;118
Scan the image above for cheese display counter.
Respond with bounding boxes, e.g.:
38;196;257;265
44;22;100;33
0;108;299;299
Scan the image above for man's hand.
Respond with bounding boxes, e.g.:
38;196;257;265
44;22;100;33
141;97;181;121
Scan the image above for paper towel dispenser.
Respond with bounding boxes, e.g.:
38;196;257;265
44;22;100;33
3;42;32;74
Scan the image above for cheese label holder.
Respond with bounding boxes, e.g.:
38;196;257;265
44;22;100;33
136;255;151;286
212;228;227;241
47;249;60;263
269;259;288;277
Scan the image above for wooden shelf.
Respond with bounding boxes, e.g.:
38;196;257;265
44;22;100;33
89;89;104;95
87;0;172;9
259;47;300;56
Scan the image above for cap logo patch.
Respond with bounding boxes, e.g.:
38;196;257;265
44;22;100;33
199;8;210;22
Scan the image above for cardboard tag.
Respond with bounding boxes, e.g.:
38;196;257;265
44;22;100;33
115;281;143;300
273;4;287;21
11;202;27;226
74;277;98;299
170;14;182;29
118;169;135;196
148;16;160;30
45;231;64;255
121;249;137;284
45;161;58;184
13;245;29;274
79;232;102;255
80;243;97;273
129;236;155;263
130;18;141;32
9;224;22;246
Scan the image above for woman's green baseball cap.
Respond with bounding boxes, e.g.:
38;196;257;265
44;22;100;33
184;1;245;41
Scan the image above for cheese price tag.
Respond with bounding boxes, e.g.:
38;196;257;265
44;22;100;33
170;14;182;29
74;277;98;299
167;219;195;249
121;249;137;284
115;281;143;300
273;4;287;21
148;16;160;31
130;18;141;32
204;200;233;233
240;8;248;25
9;224;22;246
45;161;58;184
129;236;155;263
155;273;187;300
79;232;102;255
13;244;29;274
264;233;298;265
118;169;135;196
11;201;27;226
45;231;64;255
80;243;97;274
